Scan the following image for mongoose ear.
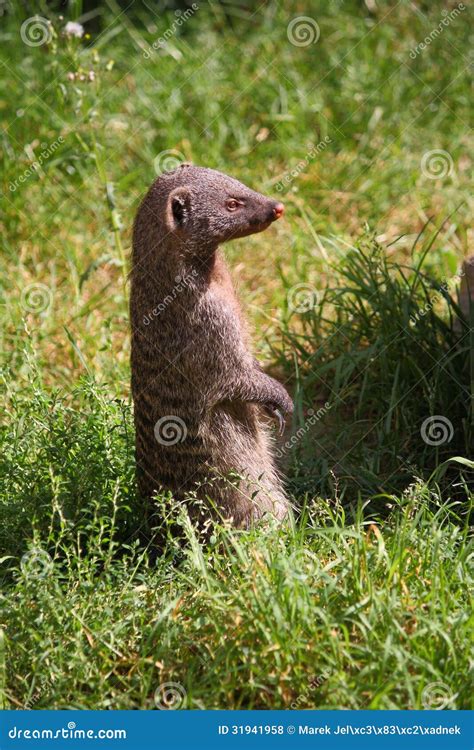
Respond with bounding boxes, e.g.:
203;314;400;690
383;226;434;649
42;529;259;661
168;187;191;230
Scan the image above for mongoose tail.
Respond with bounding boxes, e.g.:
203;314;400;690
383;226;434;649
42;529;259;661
130;165;293;528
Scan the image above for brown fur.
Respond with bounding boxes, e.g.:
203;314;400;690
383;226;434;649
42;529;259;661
458;256;474;319
453;256;474;335
130;165;293;527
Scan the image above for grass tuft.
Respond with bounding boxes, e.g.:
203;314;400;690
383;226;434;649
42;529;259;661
277;229;472;500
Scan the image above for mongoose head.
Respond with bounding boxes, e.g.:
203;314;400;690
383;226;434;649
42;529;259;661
150;165;284;249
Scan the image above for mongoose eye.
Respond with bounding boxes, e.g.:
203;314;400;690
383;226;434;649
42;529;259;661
226;199;240;212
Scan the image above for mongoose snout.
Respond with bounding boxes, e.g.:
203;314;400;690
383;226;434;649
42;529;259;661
273;202;285;220
130;165;293;528
239;199;285;235
247;200;284;230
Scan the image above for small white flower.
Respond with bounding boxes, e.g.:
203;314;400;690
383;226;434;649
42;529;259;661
64;21;84;38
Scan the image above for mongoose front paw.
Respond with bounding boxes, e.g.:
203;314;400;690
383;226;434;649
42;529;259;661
283;391;294;415
264;404;287;435
275;386;294;416
264;390;293;434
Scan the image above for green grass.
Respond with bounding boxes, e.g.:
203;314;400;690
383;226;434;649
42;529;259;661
0;0;473;710
2;479;473;709
276;229;473;500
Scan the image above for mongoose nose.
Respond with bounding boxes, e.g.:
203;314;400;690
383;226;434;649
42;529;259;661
273;202;285;220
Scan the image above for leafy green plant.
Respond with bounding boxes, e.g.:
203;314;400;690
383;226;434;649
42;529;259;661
277;230;472;501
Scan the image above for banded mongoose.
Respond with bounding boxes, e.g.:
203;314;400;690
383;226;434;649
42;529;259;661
130;165;293;527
